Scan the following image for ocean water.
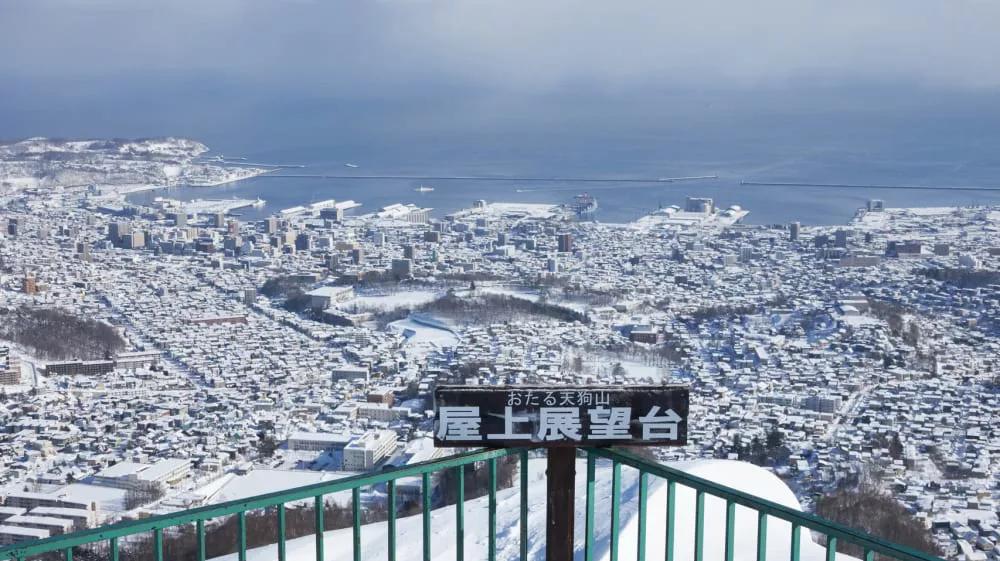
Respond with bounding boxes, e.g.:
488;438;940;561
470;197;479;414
6;84;1000;225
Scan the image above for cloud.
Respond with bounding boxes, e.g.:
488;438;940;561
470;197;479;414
2;0;1000;93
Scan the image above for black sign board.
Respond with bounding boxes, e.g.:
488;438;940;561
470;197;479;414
433;384;689;447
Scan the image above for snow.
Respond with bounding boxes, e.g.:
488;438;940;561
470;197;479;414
388;315;460;353
210;459;854;561
57;483;129;512
347;291;443;312
207;470;353;505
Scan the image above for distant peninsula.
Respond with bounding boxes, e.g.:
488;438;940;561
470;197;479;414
0;137;270;195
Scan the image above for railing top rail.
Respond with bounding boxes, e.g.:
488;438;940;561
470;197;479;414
1;447;520;560
591;447;946;561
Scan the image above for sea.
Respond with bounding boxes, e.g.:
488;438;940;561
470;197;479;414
6;85;1000;225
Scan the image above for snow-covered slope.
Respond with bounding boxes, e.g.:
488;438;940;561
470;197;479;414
211;459;854;561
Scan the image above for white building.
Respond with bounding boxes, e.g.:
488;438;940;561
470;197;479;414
287;431;353;452
342;430;398;471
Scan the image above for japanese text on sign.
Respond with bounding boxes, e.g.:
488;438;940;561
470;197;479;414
433;385;688;448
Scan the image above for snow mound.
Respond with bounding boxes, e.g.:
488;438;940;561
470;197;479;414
210;459;856;561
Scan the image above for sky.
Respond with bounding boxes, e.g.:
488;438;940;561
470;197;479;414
3;0;1000;164
4;0;1000;95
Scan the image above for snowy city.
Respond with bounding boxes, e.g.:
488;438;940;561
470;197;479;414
0;138;998;559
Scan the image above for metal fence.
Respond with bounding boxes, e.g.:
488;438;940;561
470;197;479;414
0;447;944;561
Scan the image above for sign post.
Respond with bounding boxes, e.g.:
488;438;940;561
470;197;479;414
433;384;689;561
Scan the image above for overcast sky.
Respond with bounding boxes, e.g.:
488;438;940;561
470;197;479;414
4;0;1000;95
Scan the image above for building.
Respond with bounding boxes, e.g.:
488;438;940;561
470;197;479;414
45;360;115;377
834;229;849;248
28;507;96;529
342;430;398;471
108;222;131;246
45;351;159;376
351;248;364;265
367;389;394;406
0;491;91;511
305;286;355;311
332;366;370;382
377;204;430;224
356;402;405;422
629;325;661;344
6;218;19;237
113;351;161;371
789;222;800;241
867;199;885;212
287;431;353;453
264;216;279;234
320;207;345;222
557;233;573;253
0;347;20;386
22;274;37;295
243;288;257;306
685;197;714;213
0;525;49;546
295;232;312;251
2;514;74;536
91;459;191;491
391;259;412;278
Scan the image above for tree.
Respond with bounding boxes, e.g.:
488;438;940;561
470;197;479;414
257;433;279;458
765;427;784;450
611;362;627;378
889;433;904;460
816;481;940;560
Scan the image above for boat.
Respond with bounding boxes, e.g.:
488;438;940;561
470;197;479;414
414;185;435;193
344;163;359;168
571;193;598;217
251;198;265;208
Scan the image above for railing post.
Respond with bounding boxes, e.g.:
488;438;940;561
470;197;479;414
237;511;247;561
456;466;465;561
422;472;432;561
388;480;397;561
664;480;675;561
585;451;597;561
756;512;768;561
546;447;576;561
694;490;705;561
488;458;498;561
611;460;622;561
197;519;206;561
520;449;529;561
637;472;649;561
278;504;287;561
790;523;801;561
352;488;362;561
725;501;736;561
154;527;163;561
315;496;324;561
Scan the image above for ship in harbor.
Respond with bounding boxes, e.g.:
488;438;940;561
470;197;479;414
569;192;598;219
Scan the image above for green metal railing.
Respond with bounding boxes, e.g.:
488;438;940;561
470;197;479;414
0;447;945;561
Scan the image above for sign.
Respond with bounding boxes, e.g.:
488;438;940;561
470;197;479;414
433;385;689;447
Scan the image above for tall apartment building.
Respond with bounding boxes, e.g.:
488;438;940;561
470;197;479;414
0;347;21;385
